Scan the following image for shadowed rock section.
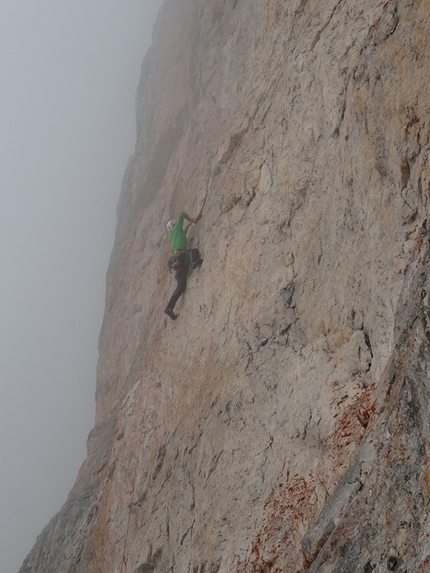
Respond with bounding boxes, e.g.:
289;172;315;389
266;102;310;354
20;1;430;572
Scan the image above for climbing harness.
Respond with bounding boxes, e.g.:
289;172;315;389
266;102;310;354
167;250;186;273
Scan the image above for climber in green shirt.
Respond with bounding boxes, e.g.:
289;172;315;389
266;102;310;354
165;211;203;320
168;211;194;252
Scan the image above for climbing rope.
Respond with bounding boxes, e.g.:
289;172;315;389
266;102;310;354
119;266;170;573
118;193;208;572
119;391;150;573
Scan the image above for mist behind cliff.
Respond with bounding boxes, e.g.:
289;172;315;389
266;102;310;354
0;2;162;571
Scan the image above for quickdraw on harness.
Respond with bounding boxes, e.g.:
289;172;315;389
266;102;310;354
167;251;187;273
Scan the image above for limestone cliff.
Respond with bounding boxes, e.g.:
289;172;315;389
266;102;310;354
20;1;430;572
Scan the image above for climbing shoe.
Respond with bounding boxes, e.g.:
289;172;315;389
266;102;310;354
191;258;203;269
165;308;177;320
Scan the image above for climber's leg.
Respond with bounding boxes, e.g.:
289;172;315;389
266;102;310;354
165;270;187;319
188;248;203;269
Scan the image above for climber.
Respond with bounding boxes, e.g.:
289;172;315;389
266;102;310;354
164;211;203;320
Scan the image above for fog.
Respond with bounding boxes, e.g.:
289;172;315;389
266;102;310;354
0;1;162;571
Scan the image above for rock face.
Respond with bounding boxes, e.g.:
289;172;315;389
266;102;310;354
20;1;430;572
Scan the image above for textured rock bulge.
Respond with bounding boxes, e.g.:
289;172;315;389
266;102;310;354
20;1;430;572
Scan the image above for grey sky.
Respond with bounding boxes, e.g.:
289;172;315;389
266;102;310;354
0;1;162;571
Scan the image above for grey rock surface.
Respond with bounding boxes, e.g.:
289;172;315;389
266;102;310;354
20;1;430;572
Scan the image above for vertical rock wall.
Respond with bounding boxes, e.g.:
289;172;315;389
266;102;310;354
20;1;430;572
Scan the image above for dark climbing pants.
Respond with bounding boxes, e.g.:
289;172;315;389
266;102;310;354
166;249;201;311
187;248;201;266
167;269;187;311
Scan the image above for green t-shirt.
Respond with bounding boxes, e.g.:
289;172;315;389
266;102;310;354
169;211;189;252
